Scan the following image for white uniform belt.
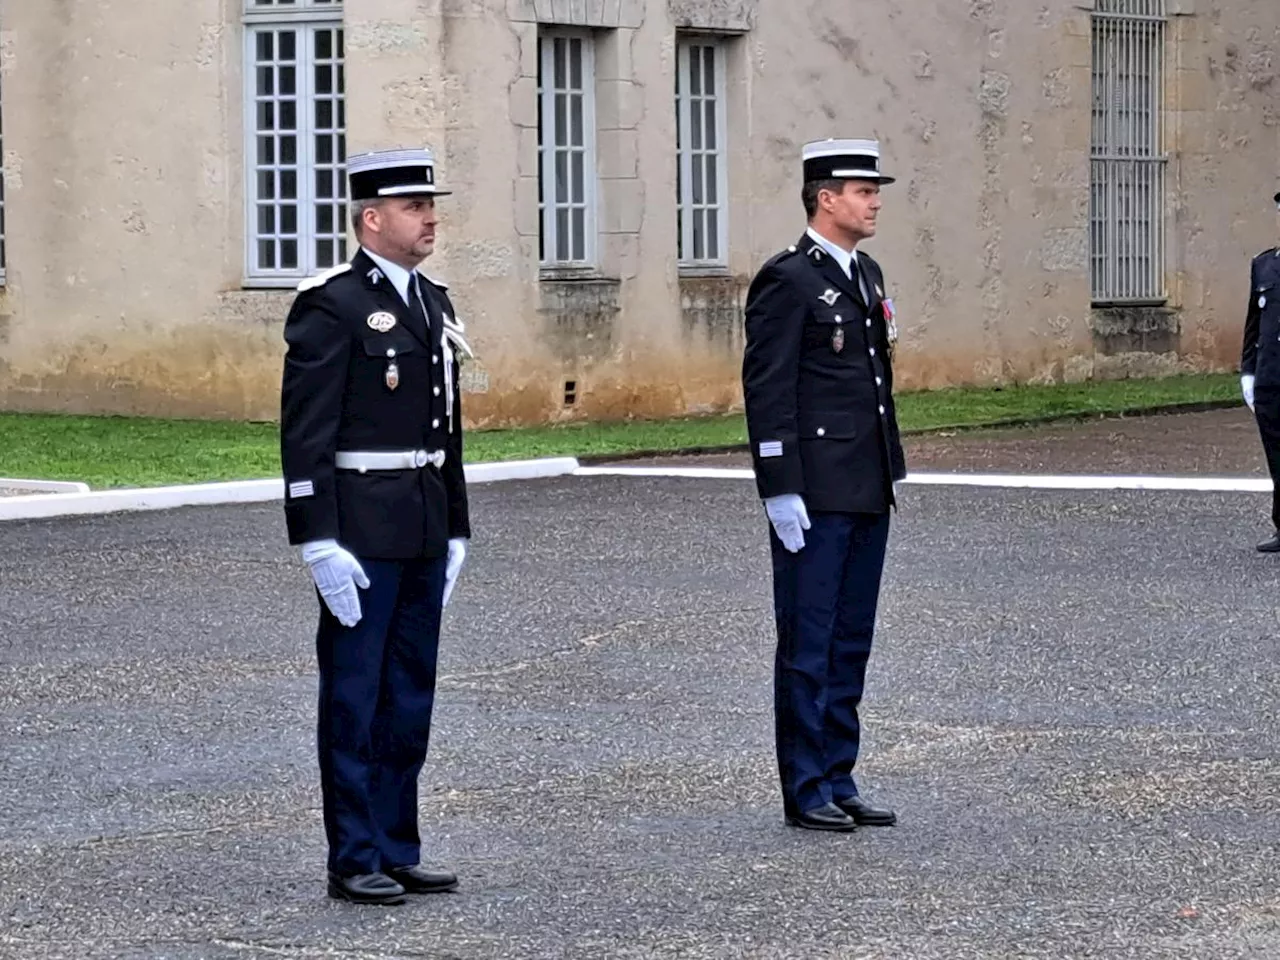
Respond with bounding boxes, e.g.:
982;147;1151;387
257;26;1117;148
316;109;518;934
334;449;445;471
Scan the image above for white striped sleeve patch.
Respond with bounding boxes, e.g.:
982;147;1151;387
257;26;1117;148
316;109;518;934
288;480;315;499
758;441;784;459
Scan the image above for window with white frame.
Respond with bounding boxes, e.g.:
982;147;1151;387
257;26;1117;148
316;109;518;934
676;39;727;266
1090;0;1166;304
537;31;596;266
244;0;346;283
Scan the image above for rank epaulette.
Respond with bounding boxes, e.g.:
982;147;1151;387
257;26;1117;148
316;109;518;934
296;263;353;292
765;244;803;268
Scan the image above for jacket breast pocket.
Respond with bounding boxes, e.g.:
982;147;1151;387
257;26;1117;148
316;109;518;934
803;306;854;352
361;335;418;361
798;410;859;440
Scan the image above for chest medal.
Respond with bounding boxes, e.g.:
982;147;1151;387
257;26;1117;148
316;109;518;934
831;324;845;354
882;298;899;359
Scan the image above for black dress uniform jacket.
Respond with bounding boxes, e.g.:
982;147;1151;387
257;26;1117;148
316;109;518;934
280;249;470;560
1242;247;1280;387
743;232;907;514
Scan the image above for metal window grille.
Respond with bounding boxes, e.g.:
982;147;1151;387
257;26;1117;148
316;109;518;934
1090;0;1166;304
245;1;346;282
676;40;727;266
537;31;596;265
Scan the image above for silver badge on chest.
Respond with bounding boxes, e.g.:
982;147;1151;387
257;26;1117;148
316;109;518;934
383;346;401;392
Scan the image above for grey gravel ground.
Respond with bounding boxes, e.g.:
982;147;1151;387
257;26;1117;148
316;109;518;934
3;471;1280;959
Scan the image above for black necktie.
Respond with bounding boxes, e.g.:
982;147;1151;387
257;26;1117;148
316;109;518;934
408;273;431;341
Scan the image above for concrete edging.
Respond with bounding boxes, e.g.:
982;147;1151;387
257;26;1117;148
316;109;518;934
0;477;92;495
0;457;581;523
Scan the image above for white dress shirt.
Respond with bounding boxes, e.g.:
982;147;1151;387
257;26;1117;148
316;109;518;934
362;247;415;307
806;227;869;303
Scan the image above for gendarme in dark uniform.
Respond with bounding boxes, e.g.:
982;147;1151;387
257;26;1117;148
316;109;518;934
1241;189;1280;553
742;139;905;832
280;147;473;904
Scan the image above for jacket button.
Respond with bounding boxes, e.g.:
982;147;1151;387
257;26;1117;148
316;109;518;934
432;419;440;428
816;427;826;437
879;405;886;415
835;315;843;324
432;354;439;364
876;376;883;386
386;348;396;358
865;318;871;327
433;387;441;396
870;347;876;357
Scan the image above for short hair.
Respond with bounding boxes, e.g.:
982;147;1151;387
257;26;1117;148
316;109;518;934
350;198;383;238
802;179;849;219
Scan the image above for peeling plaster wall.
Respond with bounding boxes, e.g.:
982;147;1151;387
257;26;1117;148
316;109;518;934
748;0;1095;388
1167;1;1280;375
0;0;1276;421
0;0;273;418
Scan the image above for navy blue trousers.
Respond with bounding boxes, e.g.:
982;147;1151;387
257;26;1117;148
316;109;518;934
1255;390;1280;528
770;511;890;815
315;555;446;877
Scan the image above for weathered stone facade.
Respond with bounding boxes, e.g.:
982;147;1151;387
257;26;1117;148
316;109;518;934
0;0;1275;422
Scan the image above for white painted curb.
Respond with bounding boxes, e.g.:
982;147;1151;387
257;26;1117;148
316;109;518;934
903;472;1274;493
575;465;756;480
467;457;581;484
0;457;581;522
573;465;1275;493
0;477;92;494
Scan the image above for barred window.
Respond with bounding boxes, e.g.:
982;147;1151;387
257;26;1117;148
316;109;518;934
1090;0;1166;304
538;31;597;266
676;39;727;266
244;0;346;283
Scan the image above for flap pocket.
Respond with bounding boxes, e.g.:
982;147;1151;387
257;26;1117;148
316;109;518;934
798;410;858;440
809;303;855;326
361;336;418;358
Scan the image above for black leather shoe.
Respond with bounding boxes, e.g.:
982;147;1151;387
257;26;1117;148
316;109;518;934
387;864;459;894
835;795;898;826
1257;533;1280;553
784;802;857;832
327;872;406;905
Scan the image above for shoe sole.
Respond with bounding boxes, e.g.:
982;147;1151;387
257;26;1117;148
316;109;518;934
327;882;407;905
784;818;858;832
400;880;460;895
850;816;897;827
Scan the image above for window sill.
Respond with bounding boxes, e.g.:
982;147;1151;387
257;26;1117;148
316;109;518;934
242;278;304;291
678;263;732;279
1090;300;1171;309
539;265;618;283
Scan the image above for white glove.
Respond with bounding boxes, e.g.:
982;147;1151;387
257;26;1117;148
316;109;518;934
1242;374;1256;412
442;538;468;608
301;539;370;628
764;494;811;553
